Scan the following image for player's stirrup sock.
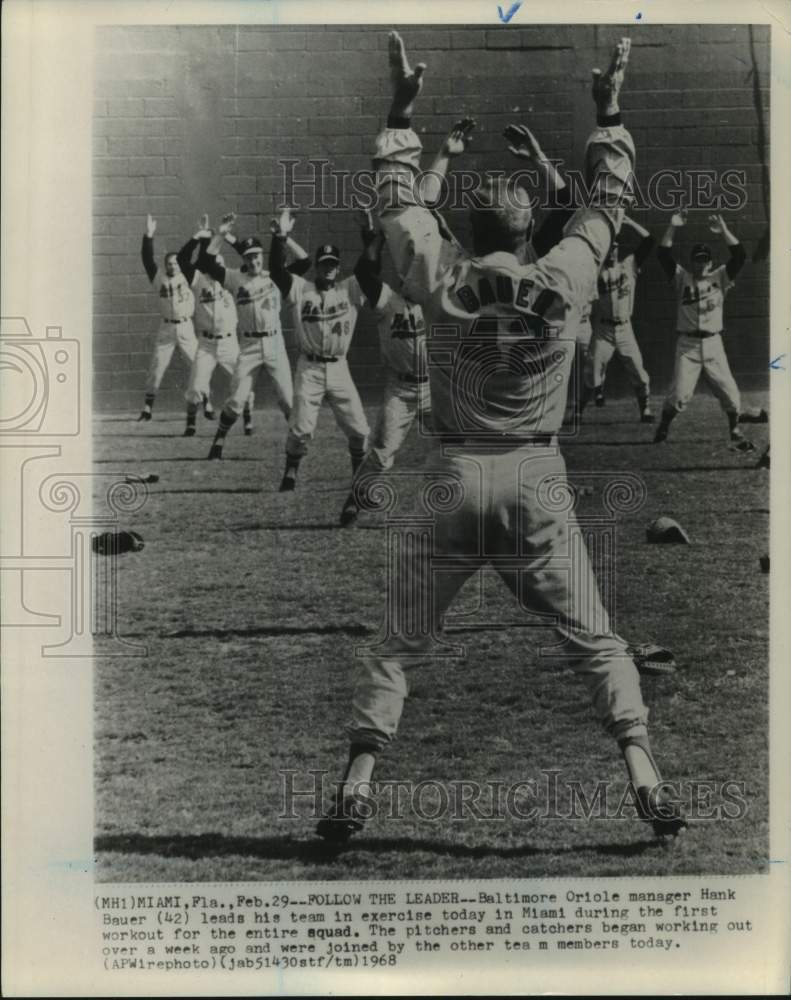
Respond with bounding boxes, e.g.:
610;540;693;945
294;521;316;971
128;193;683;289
349;449;366;476
617;733;661;790
343;742;379;796
243;403;253;429
284;455;302;478
184;403;198;436
213;408;238;442
143;393;155;412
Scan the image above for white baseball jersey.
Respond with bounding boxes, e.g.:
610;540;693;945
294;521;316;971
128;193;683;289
597;256;639;325
371;286;426;377
152;269;194;323
286;276;366;358
192;271;238;336
223;270;283;335
397;207;614;439
673;265;733;334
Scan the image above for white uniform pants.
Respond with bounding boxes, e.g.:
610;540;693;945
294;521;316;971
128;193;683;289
185;333;251;407
585;321;649;392
349;443;649;750
144;320;197;395
286;356;369;457
362;372;431;472
664;332;740;414
224;335;292;418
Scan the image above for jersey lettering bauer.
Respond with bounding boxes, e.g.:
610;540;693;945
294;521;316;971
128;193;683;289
192;271;238;336
223;270;283;335
371;284;426;377
674;265;733;334
153;269;194;322
286;276;365;358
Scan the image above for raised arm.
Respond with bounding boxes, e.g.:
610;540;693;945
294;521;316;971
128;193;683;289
269;208;297;297
710;214;746;279
621;215;655;267
177;214;212;284
353;210;387;306
420;118;476;206
656;210;685;280
141;213;157;282
285;235;311;277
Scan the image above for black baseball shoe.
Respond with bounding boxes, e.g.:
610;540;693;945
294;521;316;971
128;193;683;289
203;407;216;421
137;410;152;422
653;423;669;443
635;785;687;838
208;443;223;460
755;446;770;469
594;388;605;408
339;496;358;527
279;473;296;492
730;430;756;453
316;796;367;844
183;426;196;437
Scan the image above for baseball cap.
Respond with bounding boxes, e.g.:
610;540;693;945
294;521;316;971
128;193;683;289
690;242;712;261
238;236;264;256
316;244;341;264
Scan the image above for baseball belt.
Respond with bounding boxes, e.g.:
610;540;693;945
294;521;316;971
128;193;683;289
439;432;555;448
601;317;629;327
677;329;718;339
201;331;232;340
303;353;339;363
397;372;429;385
243;331;275;338
164;317;190;324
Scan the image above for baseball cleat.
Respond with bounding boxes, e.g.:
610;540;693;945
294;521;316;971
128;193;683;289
207;443;223;460
755;446;770;469
183;426;196;437
316;796;367;844
640;408;655;424
137;410;152;422
653;424;669;443
279;473;296;492
730;431;756;453
635;785;687;838
203;408;216;421
594;388;605;408
243;424;253;437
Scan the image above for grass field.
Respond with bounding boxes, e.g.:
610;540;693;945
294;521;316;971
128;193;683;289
94;388;769;882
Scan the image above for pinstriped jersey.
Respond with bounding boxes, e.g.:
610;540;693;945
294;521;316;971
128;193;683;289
674;265;733;333
371;285;426;377
152;269;194;322
597;255;639;324
192;271;238;336
286;275;366;358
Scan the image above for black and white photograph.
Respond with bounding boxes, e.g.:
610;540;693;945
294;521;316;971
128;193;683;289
2;2;789;995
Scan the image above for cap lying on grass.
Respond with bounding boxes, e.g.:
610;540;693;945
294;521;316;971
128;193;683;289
646;516;690;544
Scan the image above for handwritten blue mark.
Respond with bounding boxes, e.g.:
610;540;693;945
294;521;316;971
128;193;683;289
769;354;786;370
635;11;643;19
498;2;522;23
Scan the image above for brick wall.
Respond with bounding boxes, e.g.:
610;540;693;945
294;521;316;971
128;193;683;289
93;23;770;411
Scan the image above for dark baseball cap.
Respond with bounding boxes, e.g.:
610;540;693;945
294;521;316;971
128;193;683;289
239;236;264;256
690;242;712;261
316;244;341;264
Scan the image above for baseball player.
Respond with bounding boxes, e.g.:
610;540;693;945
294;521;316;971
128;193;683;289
653;211;752;446
338;212;430;527
579;216;655;422
201;215;310;460
138;214;197;423
317;35;685;843
177;215;247;437
269;209;370;493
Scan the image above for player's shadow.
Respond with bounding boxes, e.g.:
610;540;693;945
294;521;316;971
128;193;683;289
94;831;660;865
233;522;385;532
158;623;371;640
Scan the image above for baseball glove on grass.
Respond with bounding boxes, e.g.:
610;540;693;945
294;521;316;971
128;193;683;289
628;643;677;677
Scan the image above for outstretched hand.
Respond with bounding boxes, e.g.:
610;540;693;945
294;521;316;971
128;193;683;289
503;123;545;162
592;37;631;115
271;207;296;237
218;212;236;237
708;213;725;234
194;213;212;238
388;30;426;116
670;209;688;228
145;213;157;237
442;117;476;157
